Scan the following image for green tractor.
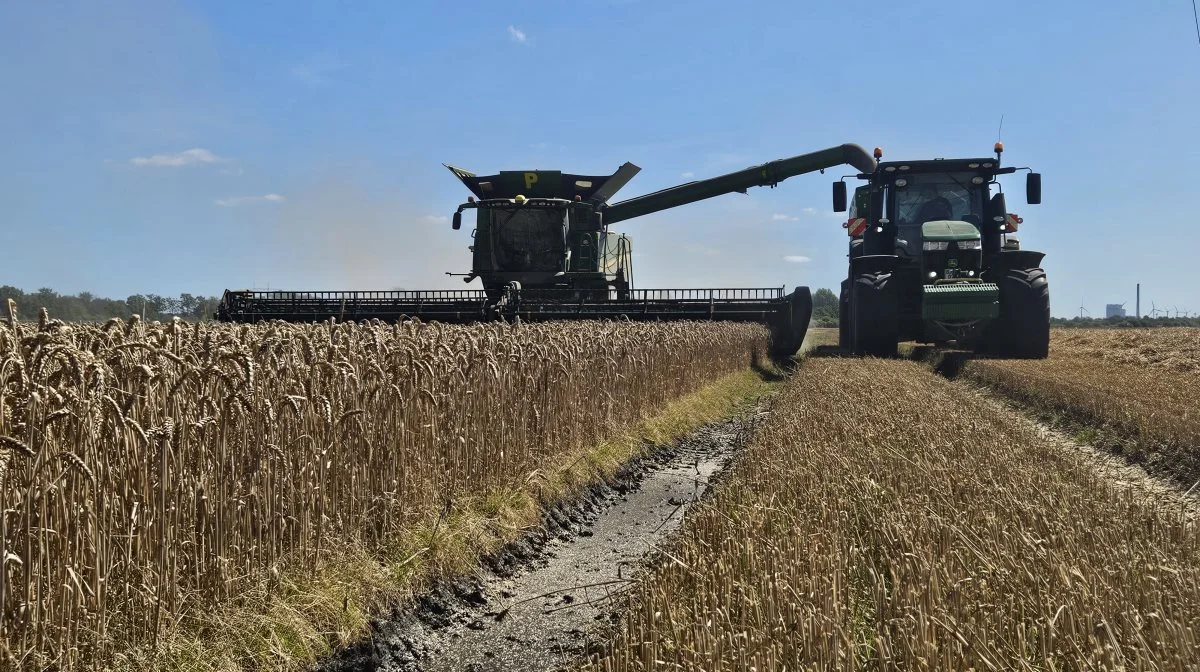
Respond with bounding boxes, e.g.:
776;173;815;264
832;143;1048;357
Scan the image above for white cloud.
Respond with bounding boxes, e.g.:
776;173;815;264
220;166;245;177
508;25;528;44
215;193;286;207
131;148;224;167
783;255;811;264
771;213;800;222
680;171;695;179
424;214;449;223
802;207;817;216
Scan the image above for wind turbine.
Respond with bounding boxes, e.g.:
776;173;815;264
1079;297;1090;319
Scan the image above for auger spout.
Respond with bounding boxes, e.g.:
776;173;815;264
601;143;877;224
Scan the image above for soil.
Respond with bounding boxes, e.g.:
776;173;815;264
316;409;765;672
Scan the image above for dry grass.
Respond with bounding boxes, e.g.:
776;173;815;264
960;328;1200;483
0;312;770;670
1054;328;1200;374
590;357;1200;670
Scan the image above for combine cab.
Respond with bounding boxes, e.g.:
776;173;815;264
218;143;878;357
832;143;1048;357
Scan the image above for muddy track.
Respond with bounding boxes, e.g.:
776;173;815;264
316;409;766;672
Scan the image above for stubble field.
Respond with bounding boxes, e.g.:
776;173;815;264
589;354;1200;670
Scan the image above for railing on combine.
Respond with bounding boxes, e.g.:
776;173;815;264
216;289;492;323
502;287;790;322
215;286;796;325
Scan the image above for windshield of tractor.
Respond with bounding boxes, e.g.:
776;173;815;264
489;207;567;272
892;173;984;256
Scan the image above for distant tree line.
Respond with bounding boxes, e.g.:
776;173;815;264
811;289;1198;330
0;286;220;323
7;284;1190;329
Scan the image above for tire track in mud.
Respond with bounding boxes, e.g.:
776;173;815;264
317;409;766;672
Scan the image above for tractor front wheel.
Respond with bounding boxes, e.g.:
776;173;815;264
851;271;899;357
981;267;1050;358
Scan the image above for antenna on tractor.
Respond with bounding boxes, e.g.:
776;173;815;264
1192;0;1199;46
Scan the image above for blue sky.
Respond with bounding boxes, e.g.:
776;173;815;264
2;1;1198;317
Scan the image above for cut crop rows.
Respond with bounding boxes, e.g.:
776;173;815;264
591;357;1200;670
0;313;768;670
957;328;1200;483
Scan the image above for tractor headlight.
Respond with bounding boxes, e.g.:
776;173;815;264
955;239;982;250
923;241;949;251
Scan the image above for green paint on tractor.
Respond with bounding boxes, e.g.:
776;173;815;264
921;220;981;241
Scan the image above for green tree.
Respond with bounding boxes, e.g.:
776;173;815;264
810;287;839;328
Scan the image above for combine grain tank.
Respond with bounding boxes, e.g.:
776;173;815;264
218;143;878;356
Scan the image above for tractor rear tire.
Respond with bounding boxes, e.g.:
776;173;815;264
851;271;899;357
838;279;851;350
983;267;1050;358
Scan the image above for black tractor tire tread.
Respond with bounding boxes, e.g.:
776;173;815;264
985;267;1050;358
838;279;851;349
851;271;899;357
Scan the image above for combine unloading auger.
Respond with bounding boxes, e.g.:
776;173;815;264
217;143;878;357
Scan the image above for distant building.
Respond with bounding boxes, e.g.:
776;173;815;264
1106;304;1126;318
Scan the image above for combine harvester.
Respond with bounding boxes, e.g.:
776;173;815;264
217;143;877;356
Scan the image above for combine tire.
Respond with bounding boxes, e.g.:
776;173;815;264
850;271;899;357
838;279;851;349
982;267;1050;358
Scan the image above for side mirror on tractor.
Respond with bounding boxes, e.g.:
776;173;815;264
1026;172;1042;205
832;181;847;212
452;211;462;230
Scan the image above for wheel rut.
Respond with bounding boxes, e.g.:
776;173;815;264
905;344;1200;511
316;409;766;672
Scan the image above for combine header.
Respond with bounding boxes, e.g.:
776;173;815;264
218;143;878;356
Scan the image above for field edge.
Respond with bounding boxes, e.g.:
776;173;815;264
123;365;780;672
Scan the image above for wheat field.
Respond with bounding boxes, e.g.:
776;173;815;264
0;312;768;670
